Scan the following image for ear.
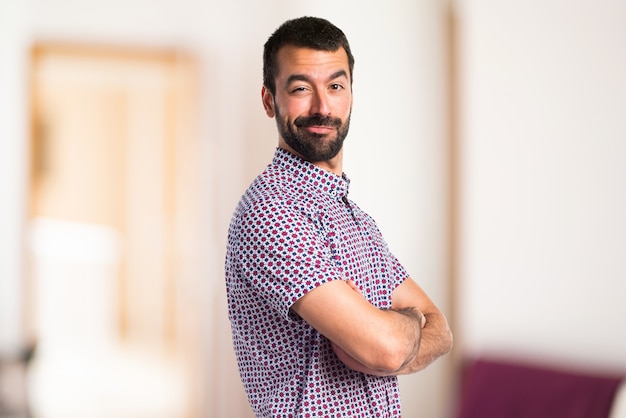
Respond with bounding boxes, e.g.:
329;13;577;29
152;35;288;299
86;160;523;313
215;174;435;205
261;86;275;118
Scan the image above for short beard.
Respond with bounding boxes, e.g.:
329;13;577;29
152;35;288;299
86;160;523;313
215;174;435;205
275;104;350;162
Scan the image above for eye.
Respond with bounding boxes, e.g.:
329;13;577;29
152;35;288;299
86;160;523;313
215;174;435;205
330;83;344;91
291;86;309;94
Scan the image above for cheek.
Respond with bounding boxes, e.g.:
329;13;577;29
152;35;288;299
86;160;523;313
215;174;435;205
334;95;353;117
277;99;309;120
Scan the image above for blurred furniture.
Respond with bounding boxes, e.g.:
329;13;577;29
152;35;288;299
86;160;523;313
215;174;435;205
457;357;625;418
611;381;626;418
0;344;36;418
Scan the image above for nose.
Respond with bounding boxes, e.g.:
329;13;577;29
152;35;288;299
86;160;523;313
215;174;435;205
311;89;331;116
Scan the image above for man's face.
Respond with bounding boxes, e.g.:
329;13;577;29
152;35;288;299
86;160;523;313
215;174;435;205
263;45;353;163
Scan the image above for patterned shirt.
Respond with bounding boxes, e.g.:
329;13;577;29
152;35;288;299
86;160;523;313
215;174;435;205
225;148;409;417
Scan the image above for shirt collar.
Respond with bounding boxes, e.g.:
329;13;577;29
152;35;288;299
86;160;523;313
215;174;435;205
272;147;350;199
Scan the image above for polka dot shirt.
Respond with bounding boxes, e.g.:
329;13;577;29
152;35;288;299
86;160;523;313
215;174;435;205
226;148;409;417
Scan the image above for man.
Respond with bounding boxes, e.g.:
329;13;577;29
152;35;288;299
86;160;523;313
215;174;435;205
225;16;453;417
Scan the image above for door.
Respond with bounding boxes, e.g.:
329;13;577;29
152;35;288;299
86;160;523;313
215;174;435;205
27;43;201;418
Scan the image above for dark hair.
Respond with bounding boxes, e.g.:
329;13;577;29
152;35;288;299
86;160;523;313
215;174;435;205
263;16;355;95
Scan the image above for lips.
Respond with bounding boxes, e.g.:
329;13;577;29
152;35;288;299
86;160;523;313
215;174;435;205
303;125;335;135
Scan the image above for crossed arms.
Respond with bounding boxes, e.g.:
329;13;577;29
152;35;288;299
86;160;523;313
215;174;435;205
291;277;453;376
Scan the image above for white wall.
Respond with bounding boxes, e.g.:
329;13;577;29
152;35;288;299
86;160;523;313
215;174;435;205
0;0;29;349
457;0;626;371
0;0;453;417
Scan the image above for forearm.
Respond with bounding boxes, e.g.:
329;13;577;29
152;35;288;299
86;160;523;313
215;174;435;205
331;307;424;376
393;311;453;375
385;307;424;371
332;309;452;377
299;278;452;375
294;280;427;373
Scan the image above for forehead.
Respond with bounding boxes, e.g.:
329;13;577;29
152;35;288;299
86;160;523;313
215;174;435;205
275;45;350;82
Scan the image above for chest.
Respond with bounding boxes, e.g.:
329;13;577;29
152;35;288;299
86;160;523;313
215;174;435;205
311;202;394;306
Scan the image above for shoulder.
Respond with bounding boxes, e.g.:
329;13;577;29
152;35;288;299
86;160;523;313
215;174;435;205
229;178;307;242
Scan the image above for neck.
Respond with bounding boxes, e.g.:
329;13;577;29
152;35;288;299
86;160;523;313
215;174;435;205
312;155;343;176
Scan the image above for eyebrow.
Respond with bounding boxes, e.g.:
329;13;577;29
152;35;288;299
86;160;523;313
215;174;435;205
286;70;349;86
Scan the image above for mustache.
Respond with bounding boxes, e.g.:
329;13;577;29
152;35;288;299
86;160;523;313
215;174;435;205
294;115;342;129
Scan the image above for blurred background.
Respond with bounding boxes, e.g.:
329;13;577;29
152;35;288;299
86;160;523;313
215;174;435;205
1;0;625;417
